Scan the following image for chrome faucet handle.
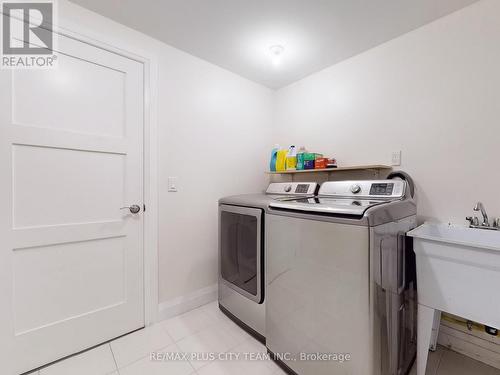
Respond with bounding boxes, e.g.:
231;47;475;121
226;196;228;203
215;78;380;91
494;218;500;228
466;216;480;226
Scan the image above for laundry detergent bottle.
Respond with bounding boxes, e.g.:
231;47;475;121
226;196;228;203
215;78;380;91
269;144;280;172
296;146;307;170
286;145;297;170
276;148;288;172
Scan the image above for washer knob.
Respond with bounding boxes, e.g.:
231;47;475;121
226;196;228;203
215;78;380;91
350;184;361;194
284;184;292;193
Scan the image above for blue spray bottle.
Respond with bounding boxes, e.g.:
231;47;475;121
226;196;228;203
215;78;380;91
269;144;280;172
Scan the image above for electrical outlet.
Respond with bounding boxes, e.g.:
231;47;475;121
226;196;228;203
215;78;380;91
391;151;402;166
168;177;178;192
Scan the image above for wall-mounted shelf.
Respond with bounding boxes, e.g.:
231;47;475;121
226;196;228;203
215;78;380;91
267;164;392;175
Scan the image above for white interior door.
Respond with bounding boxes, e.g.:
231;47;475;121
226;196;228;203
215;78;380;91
0;30;145;374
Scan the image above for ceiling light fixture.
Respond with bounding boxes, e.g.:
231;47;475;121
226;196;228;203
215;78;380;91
269;45;285;66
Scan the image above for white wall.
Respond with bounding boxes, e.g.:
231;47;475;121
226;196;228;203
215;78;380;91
156;49;273;303
57;1;273;306
273;0;500;225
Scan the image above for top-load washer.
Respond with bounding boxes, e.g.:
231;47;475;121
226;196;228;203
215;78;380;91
265;173;417;375
218;182;319;343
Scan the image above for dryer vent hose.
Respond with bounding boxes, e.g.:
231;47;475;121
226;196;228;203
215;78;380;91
387;171;415;199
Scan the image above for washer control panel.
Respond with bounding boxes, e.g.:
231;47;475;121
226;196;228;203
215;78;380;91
266;182;318;195
319;180;406;199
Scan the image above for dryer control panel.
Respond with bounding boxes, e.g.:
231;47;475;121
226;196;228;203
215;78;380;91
266;182;318;195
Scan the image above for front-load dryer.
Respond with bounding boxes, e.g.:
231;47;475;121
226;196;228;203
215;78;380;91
218;182;318;343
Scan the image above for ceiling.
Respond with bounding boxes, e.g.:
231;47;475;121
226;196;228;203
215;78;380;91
69;0;479;89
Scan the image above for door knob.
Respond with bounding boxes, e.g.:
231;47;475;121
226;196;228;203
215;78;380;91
120;205;141;214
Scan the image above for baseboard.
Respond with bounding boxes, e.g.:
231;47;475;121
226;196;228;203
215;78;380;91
438;320;500;369
157;284;218;322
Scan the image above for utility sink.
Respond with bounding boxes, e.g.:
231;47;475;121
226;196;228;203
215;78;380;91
409;222;500;252
408;222;500;322
408;223;500;375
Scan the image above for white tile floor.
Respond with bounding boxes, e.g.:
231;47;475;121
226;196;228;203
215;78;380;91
30;301;500;375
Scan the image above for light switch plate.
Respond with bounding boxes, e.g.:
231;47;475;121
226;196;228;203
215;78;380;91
391;151;402;166
168;177;178;192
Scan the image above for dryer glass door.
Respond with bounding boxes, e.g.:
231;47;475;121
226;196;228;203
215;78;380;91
219;205;263;303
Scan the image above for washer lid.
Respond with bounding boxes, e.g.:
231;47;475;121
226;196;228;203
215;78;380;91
269;197;388;216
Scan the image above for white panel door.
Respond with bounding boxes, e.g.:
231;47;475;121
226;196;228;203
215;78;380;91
0;30;144;374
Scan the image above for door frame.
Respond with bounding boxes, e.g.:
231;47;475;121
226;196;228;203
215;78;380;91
26;13;161;325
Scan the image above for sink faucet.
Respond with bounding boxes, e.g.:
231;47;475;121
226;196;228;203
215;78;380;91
473;202;489;227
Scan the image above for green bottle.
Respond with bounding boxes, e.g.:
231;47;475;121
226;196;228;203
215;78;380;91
296;146;307;170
